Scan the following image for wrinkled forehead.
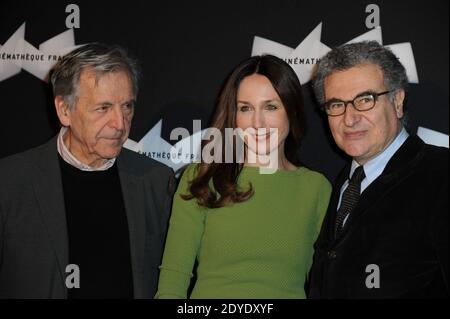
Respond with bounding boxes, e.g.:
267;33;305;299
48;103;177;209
75;68;134;104
78;67;131;86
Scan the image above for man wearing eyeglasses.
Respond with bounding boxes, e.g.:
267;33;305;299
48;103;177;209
309;41;448;298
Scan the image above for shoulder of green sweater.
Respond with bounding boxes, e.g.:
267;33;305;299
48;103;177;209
172;163;209;215
301;166;330;184
178;162;200;179
175;163;200;189
298;166;332;189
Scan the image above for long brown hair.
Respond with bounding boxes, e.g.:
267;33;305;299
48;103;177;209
182;55;306;208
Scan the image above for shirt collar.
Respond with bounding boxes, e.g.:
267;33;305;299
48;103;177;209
57;127;116;171
349;127;409;184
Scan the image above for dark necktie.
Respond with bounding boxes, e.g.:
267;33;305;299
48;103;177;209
335;165;365;238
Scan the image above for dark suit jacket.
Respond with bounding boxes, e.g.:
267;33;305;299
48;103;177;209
309;135;449;298
0;136;174;298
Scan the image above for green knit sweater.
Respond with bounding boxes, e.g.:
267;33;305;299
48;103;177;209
156;164;331;299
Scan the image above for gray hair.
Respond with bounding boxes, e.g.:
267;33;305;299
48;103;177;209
50;43;140;110
313;41;408;120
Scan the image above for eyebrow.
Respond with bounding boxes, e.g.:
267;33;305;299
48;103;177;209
121;99;136;106
237;99;281;104
94;102;113;107
326;90;377;102
94;99;135;107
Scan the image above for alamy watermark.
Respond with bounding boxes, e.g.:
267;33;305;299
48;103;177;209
365;264;380;289
169;120;280;174
65;264;80;289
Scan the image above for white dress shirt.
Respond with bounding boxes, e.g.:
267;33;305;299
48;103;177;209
57;127;116;171
338;127;409;225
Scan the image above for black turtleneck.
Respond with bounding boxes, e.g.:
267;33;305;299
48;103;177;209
58;156;134;299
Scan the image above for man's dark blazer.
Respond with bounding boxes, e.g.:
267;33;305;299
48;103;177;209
0;136;174;298
309;135;449;298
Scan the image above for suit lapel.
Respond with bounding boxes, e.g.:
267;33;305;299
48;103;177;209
324;166;351;243
117;154;146;299
341;171;400;234
336;136;425;241
31;136;68;295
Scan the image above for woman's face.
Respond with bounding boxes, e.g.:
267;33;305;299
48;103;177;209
235;74;290;164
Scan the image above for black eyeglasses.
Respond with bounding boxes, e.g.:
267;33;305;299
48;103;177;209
322;90;392;116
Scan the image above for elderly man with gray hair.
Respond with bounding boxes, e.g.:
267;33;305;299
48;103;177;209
309;41;448;298
0;43;174;298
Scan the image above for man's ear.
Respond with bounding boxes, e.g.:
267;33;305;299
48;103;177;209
54;96;71;126
393;89;405;119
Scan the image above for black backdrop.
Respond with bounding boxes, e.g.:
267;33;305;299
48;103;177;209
1;0;448;181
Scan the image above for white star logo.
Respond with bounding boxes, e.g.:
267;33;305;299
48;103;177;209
251;22;419;85
124;119;208;172
417;127;449;148
0;22;82;82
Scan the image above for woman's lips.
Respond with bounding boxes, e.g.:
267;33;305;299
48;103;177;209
254;133;271;141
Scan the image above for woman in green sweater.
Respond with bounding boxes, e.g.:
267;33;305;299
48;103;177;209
155;55;331;299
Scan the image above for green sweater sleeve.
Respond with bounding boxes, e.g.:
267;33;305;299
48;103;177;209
314;175;332;234
155;164;205;299
306;173;332;280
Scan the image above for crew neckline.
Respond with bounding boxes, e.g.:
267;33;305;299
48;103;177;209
240;165;306;177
